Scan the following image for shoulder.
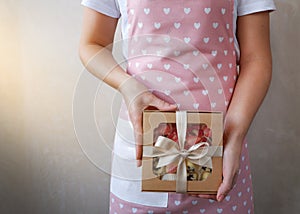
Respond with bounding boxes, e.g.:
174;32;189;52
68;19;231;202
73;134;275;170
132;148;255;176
236;0;276;16
81;0;121;18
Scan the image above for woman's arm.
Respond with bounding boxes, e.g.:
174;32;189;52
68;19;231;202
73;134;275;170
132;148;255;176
79;7;129;89
216;11;272;202
79;8;177;166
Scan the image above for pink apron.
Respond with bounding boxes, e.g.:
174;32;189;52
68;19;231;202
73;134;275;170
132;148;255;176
110;0;254;213
126;0;237;113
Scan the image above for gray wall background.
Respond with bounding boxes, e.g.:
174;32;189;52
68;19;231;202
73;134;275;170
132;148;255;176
0;0;299;213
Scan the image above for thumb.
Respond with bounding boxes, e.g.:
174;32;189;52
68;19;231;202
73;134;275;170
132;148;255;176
149;96;178;111
217;172;237;202
216;181;230;202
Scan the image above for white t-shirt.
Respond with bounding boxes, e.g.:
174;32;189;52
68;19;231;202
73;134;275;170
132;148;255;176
81;0;276;207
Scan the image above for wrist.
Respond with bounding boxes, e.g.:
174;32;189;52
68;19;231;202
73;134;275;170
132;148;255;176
223;117;247;149
224;110;251;138
118;77;149;104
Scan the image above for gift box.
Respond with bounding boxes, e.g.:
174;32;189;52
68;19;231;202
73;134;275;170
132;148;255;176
142;110;223;194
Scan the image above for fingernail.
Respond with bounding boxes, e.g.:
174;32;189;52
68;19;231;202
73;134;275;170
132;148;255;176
217;194;225;202
136;160;142;167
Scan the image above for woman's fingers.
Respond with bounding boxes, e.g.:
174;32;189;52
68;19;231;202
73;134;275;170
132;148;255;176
134;121;143;167
128;92;177;167
149;95;178;111
129;109;143;167
216;175;234;202
191;194;217;200
216;144;240;202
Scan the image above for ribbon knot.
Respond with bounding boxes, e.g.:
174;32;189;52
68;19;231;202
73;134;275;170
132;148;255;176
143;111;222;193
179;150;189;159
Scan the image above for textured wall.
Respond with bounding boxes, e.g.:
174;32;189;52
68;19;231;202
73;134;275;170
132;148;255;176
0;0;299;214
247;0;300;213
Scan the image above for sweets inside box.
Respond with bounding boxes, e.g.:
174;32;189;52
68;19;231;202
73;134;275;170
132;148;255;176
152;122;213;181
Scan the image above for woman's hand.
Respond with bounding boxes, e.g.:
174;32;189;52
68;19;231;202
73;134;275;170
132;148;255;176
216;137;242;202
119;77;178;167
190;134;242;202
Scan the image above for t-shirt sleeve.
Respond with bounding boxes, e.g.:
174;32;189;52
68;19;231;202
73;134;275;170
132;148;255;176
237;0;276;16
81;0;121;18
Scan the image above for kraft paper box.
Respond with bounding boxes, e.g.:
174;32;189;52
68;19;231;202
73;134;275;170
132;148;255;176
142;110;223;194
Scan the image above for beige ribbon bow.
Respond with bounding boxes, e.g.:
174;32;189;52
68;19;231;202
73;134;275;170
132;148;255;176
143;111;222;193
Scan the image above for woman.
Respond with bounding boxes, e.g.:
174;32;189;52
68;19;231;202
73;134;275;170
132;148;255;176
79;0;276;213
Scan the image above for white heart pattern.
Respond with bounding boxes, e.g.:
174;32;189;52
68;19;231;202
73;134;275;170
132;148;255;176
193;50;199;56
221;8;226;15
202;90;208;96
174;22;181;29
144;8;150;15
138;22;143;28
213;22;219;29
209;199;215;204
184;8;191;14
204;7;211;14
211;50;217;57
202;63;209;70
193;77;200;83
203;37;210;43
163;8;170;14
164;36;171;43
217;208;223;213
174;200;181;206
164;64;171;70
193;103;199;109
164;90;171;95
194;22;201;29
183;64;190;70
183;90;190;96
184;37;191;43
192;200;198;205
154;22;161;29
174;77;181;83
